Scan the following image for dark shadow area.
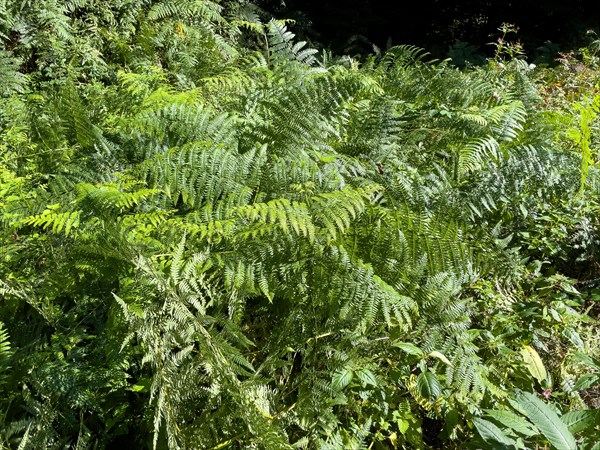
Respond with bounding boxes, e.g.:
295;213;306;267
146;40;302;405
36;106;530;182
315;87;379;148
259;0;600;61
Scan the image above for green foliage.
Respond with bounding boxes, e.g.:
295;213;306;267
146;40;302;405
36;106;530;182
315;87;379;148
567;95;600;195
1;3;599;449
0;322;11;378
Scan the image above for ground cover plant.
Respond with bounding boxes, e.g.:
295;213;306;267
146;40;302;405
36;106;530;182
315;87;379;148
0;1;600;448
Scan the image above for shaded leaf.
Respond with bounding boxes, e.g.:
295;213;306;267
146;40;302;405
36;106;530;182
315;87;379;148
561;410;600;435
417;371;441;400
473;417;518;447
393;342;424;357
332;368;354;391
574;373;600;391
484;409;538;437
356;369;377;387
513;390;576;450
573;352;600;370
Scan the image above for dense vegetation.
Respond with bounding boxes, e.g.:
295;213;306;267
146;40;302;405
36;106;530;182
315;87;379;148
1;1;600;448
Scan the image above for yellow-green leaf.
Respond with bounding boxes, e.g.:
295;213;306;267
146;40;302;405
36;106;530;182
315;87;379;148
521;345;547;383
428;350;452;366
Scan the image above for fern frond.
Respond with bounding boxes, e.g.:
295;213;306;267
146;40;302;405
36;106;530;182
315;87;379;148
0;50;27;96
233;198;316;242
132;102;238;150
310;186;374;241
266;20;317;66
144;142;265;210
0;322;12;373
20;208;81;236
147;0;224;23
490;100;527;142
77;182;160;213
458;136;501;175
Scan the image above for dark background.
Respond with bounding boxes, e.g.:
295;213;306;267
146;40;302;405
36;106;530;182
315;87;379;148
258;0;600;61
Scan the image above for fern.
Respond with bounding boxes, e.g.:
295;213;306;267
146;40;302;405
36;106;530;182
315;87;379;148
1;6;598;448
148;0;224;22
20;208;81;236
266;20;318;66
0;322;11;377
115;240;292;449
0;50;27;96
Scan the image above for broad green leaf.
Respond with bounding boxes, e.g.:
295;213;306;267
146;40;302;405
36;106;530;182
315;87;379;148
394;342;424;357
561;410;600;434
128;303;144;319
397;419;409;434
513;390;577;450
473;417;518;447
574;373;600;391
317;153;336;163
573;352;600;370
484;409;538;437
355;369;377;386
519;203;528;218
562;327;584;350
417;371;441;400
444;408;459;439
331;368;353;391
521;345;547;384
